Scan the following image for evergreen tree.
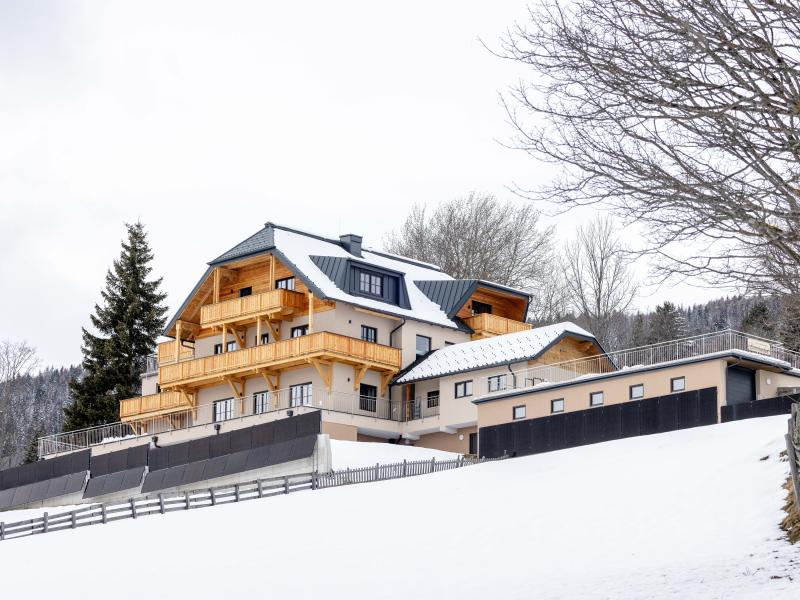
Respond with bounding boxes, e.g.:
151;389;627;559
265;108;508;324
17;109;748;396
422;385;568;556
631;313;648;347
647;302;688;344
740;300;775;339
22;427;42;464
64;222;167;431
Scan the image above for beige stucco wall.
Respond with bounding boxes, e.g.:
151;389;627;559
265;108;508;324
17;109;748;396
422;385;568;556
321;421;358;441
398;318;469;367
756;370;800;399
477;359;729;428
414;425;476;454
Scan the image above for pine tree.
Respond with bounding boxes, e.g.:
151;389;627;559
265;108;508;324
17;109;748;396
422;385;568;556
22;427;42;464
740;300;775;339
647;302;688;344
631;313;648;347
64;222;167;431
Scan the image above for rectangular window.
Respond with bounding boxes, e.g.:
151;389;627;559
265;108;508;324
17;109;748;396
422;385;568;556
291;325;308;338
488;374;507;393
671;377;686;393
213;341;237;354
590;391;604;407
213;398;233;422
289;383;312;407
276;277;295;291
427;390;440;408
630;384;644;400
455;380;473;398
513;405;526;420
358;271;383;296
551;398;565;414
472;300;493;315
361;325;377;344
253;391;270;414
259;333;269;345
416;334;432;357
359;383;378;412
214;343;222;355
239;286;252;298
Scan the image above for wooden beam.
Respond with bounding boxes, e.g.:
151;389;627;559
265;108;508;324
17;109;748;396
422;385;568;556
353;364;368;391
265;319;280;342
213;268;220;304
310;359;333;391
256;317;262;346
269;254;275;290
353;307;402;321
308;291;314;334
175;322;183;363
221;324;227;353
380;372;394;396
228;325;245;349
258;369;279;392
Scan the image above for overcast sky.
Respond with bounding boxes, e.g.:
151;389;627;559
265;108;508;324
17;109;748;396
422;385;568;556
0;1;724;368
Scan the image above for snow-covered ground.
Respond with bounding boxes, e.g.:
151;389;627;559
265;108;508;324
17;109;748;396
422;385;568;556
1;417;798;599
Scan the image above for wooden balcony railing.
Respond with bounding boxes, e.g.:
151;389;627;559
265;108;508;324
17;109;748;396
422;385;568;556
158;331;401;388
119;390;193;420
200;289;307;327
464;313;532;338
157;339;195;366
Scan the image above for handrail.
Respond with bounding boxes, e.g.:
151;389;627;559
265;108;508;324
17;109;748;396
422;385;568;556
200;288;307;326
464;313;532;336
476;328;800;397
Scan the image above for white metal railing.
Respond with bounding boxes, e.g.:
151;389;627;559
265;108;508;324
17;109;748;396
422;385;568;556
477;329;800;398
144;354;158;375
37;389;441;458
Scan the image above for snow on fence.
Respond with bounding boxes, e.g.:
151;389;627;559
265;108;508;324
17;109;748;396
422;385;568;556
787;404;800;511
0;455;499;542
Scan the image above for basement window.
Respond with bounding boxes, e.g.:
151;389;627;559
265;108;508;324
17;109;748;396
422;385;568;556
551;398;565;414
590;391;604;407
276;277;295;291
630;384;645;400
213;398;233;422
513;405;526;420
488;374;507;393
455;380;473;398
671;377;686;393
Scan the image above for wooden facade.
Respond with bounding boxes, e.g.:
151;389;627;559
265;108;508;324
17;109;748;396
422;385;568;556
464;313;533;339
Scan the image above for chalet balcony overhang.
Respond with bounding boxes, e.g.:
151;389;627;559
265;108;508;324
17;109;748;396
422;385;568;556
119;390;196;421
157;331;401;391
464;313;532;339
200;288;307;329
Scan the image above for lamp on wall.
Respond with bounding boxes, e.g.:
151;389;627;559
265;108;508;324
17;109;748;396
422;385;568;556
287;409;294;417
214;423;221;434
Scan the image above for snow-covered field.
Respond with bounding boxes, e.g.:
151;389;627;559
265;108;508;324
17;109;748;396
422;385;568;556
1;418;798;599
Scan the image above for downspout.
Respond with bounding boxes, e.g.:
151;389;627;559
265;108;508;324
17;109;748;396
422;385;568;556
387;318;406;421
389;318;406;348
506;363;518;390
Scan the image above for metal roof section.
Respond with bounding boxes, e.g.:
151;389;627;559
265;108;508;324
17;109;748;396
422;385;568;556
395;322;599;384
209;224;276;265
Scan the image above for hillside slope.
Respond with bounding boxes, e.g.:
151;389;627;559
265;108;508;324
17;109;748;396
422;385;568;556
1;418;798;599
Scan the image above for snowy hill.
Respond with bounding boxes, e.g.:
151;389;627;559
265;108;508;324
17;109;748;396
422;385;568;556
1;418;798;599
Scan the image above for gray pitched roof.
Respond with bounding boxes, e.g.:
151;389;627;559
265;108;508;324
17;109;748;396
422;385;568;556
310;255;349;289
210;225;275;265
415;279;478;318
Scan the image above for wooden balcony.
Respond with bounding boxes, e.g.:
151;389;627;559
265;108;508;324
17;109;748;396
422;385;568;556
158;331;402;389
200;289;307;328
157;339;195;366
464;313;532;339
119;390;195;421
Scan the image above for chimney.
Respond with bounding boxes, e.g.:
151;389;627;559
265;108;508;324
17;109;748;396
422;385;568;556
339;233;363;257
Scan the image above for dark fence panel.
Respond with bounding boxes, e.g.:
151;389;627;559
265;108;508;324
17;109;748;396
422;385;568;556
479;387;718;459
0;450;90;492
720;394;800;423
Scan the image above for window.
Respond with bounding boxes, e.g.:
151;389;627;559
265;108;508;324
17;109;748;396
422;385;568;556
239;286;252;298
472;300;493;315
289;383;312;407
361;325;377;344
488;374;507;393
630;384;644;400
455;380;473;398
427;390;440;408
358;271;383;296
276;277;295;291
259;333;269;345
671;377;686;393
291;325;308;338
551;398;565;414
213;341;237;354
213;398;233;422
468;432;478;455
590;391;604;407
253;391;270;414
513;405;526;420
359;383;377;412
416;335;432;357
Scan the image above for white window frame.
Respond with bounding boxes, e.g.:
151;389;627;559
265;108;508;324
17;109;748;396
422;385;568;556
253;391;271;414
630;384;644;400
551;398;565;414
590;391;604;407
275;277;295;291
213;398;233;422
488;374;507;393
455;380;473;398
513;405;526;420
290;382;312;407
671;377;686;393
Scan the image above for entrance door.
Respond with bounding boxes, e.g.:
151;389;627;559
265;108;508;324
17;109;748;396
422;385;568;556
468;432;478;455
726;366;756;405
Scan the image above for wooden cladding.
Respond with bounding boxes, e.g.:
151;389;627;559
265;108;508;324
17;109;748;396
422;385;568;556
119;391;192;420
157;340;195;366
464;313;532;339
158;332;401;388
200;288;307;327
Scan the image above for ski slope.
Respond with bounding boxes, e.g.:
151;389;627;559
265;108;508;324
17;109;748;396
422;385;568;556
1;417;797;599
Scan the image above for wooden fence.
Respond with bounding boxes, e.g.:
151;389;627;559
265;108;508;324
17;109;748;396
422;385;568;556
0;455;498;542
787;404;800;512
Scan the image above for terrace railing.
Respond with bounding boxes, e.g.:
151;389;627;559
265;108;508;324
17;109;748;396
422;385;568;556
477;329;800;397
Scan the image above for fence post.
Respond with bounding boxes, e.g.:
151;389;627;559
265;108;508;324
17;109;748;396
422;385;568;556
0;521;4;541
43;512;49;534
159;494;165;514
257;479;264;498
235;484;240;502
101;504;107;524
210;488;216;506
430;457;435;473
402;459;407;478
71;511;77;529
311;472;317;490
284;476;289;494
375;462;379;481
184;491;190;510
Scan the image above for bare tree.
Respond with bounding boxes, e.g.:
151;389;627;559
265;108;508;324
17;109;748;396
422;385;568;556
499;0;800;298
385;192;557;291
561;217;638;346
0;340;40;457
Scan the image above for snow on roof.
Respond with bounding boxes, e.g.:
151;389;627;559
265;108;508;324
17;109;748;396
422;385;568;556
395;322;597;383
272;226;459;328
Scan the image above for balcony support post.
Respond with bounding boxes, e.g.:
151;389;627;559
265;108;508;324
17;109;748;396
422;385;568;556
353;364;368;391
221;324;227;353
175;322;183;363
256;317;262;346
308;291;315;333
213;268;220;303
269;254;275;290
310;359;333;391
380;372;393;396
